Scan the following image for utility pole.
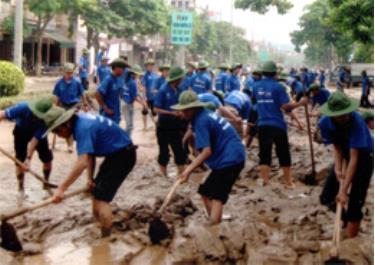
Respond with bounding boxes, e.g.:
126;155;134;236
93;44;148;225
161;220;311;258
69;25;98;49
229;0;234;64
13;0;24;68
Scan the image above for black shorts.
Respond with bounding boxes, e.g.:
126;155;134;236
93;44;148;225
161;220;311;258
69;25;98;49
93;145;136;202
320;152;373;222
147;100;156;116
258;126;291;167
80;77;89;90
13;126;53;163
198;161;245;204
156;126;187;167
247;109;258;137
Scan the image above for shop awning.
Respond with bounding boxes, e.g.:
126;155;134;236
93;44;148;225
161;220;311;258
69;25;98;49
44;30;75;49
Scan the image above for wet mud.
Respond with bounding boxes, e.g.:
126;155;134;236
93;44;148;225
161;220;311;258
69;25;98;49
0;92;373;265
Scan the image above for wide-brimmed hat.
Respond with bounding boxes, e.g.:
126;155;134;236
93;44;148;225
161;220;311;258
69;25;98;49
218;63;230;70
110;58;129;68
82;48;89;55
43;107;76;138
362;110;374;121
262;61;277;74
28;97;53;120
63;63;75;73
144;59;155;66
159;65;171;71
252;68;262;75
197;61;209;69
230;63;242;71
278;72;289;81
319;91;359;117
167;67;186;83
212;90;225;103
309;83;320;91
129;65;144;75
171;91;208;110
186;61;197;69
101;56;110;61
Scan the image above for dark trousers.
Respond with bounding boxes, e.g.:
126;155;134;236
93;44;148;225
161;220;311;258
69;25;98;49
156;127;186;167
320;152;373;222
80;77;89;90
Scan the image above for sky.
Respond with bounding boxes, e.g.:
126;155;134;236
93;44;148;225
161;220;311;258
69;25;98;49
195;0;315;49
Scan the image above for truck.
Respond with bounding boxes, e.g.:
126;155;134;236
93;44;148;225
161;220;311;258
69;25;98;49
329;63;374;87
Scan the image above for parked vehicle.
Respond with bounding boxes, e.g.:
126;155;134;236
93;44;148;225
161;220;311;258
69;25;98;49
330;63;374;87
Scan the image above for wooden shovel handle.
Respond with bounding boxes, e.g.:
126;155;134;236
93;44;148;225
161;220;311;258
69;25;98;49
333;160;347;249
304;105;316;175
158;179;183;214
0;187;87;221
0;146;58;188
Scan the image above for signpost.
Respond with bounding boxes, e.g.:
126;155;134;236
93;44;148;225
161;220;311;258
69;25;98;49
171;12;193;67
259;50;269;62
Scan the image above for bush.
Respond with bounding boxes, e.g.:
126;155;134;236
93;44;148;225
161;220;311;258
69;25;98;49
0;60;25;97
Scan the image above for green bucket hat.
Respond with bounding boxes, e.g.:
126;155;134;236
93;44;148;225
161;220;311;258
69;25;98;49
319;91;359;117
212;90;225;103
309;83;320;91
362;110;374;121
252;68;262;75
167;67;186;83
63;63;75;73
278;72;289;81
43;107;76;138
197;61;209;69
262;61;277;74
82;48;89;55
230;63;242;70
129;65;144;75
187;61;197;69
28;97;53;120
110;58;129;68
159;65;171;71
171;91;208;110
144;59;155;66
218;63;230;70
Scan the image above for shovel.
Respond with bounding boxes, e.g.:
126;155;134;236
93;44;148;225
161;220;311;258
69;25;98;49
0;147;58;191
325;161;348;265
148;179;182;244
0;187;87;252
302;105;318;186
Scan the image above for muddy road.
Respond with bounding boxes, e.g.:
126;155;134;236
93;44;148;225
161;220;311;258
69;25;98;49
0;87;373;265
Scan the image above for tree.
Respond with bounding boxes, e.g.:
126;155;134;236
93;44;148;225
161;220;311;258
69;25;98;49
290;0;352;67
1;13;31;39
28;0;66;76
234;0;293;14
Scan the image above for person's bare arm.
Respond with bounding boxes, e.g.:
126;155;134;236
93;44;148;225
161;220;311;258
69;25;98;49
95;91;113;115
218;106;241;123
154;107;180;117
23;137;39;171
135;96;147;109
53;96;60;106
0;111;6;121
281;97;308;112
179;147;212;182
337;149;359;205
86;155;95;190
52;154;89;203
333;145;344;180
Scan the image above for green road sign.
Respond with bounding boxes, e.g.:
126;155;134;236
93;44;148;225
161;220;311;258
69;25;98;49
171;12;193;45
259;50;269;62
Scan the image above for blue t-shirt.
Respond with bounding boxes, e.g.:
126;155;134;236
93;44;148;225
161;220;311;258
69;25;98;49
319;73;326;87
154;83;183;128
198;93;222;109
245;76;254;91
95;51;104;66
179;72;195;91
319;112;373;153
79;56;89;78
53;77;84;106
192;109;245;170
215;71;229;92
97;64;111;83
122;78;139;104
293;80;304;94
224;91;251;120
141;71;158;101
312;88;330;107
73;113;132;157
97;74;123;124
301;72;309;89
252;77;290;131
338;70;346;82
155;76;167;91
226;75;241;92
191;72;212;95
5;102;46;139
362;76;371;95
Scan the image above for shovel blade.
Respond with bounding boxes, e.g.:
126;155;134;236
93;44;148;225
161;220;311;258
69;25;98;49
0;221;23;252
324;257;348;265
304;173;318;186
148;218;170;244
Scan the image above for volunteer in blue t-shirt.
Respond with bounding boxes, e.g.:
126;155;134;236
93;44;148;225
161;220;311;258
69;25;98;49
155;65;170;91
215;64;230;92
190;61;212;94
96;56;111;84
45;107;136;238
337;67;346;92
79;49;90;90
122;65;148;137
225;63;242;93
319;69;326;88
141;59;159;129
172;91;245;224
300;68;310;91
360;70;373;108
179;61;196;91
0;98;54;193
309;83;331;110
318;91;373;238
154;67;188;177
252;61;308;187
95;58;128;124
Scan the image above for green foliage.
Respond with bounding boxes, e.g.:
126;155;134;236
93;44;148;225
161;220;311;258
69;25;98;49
290;0;352;66
0;61;25;97
235;0;293;14
1;14;32;39
353;43;374;63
